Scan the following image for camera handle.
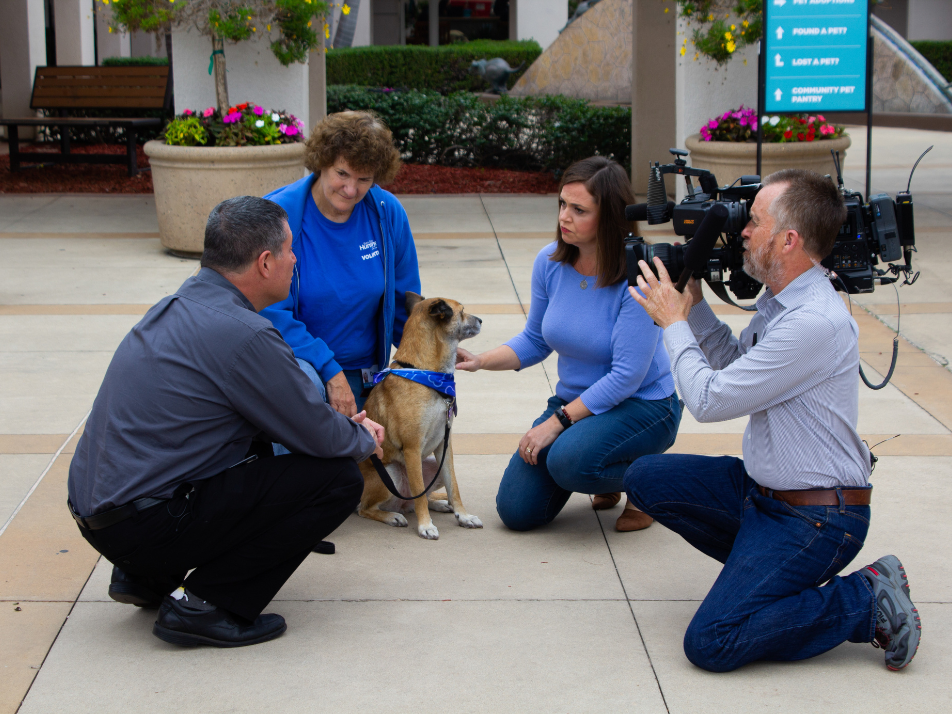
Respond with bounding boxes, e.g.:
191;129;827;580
707;280;758;313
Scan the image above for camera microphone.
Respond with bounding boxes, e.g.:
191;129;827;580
674;204;729;292
625;201;674;222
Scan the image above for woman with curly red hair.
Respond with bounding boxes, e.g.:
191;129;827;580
263;111;421;418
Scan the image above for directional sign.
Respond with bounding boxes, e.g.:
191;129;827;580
764;0;869;113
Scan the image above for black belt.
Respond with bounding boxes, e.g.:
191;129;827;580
68;496;166;531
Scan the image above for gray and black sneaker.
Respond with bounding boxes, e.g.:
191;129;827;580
860;555;921;670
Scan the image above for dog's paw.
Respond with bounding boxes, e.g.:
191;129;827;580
384;512;409;528
417;523;440;540
455;513;483;529
428;499;454;513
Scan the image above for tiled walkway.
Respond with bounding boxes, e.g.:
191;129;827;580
1;127;951;712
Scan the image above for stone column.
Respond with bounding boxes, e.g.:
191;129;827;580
0;0;48;139
309;27;327;131
429;0;439;47
630;0;677;195
53;0;96;66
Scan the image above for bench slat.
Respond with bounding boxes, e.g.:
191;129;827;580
36;76;170;88
34;98;170;109
35;86;169;99
36;66;169;77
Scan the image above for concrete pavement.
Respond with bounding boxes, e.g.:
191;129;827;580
1;125;951;712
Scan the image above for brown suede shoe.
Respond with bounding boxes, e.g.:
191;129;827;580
592;492;622;510
615;508;654;532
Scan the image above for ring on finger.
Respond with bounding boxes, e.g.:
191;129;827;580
525;446;533;455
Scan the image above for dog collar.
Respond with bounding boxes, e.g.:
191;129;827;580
372;369;457;413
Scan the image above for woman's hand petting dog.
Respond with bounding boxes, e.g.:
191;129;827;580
352;411;385;460
518;416;563;466
455;347;480;372
327;371;358;417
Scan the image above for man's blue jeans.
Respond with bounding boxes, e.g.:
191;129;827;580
624;454;877;672
496;394;681;531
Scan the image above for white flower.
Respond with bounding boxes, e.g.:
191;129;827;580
271;113;280;122
256;120;265;128
761;115;769;125
769;116;780;126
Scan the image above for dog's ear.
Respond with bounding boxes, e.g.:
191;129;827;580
405;291;424;314
428;299;453;322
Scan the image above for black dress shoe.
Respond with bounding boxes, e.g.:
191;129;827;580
152;596;287;648
108;566;175;607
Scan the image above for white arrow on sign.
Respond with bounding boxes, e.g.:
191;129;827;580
776;26;784;40
774;0;785;6
775;88;783;101
775;54;784;67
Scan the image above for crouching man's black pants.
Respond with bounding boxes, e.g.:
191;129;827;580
78;454;364;621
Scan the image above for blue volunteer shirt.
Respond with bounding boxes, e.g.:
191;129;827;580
298;194;385;370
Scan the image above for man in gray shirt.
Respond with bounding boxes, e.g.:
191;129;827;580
68;196;382;648
625;170;920;672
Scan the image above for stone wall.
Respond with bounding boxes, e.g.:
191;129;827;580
509;0;631;104
873;19;952;114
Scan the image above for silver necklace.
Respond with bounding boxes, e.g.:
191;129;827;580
580;279;588;290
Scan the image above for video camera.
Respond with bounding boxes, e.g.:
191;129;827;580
623;147;926;307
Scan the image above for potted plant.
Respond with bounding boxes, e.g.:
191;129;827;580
102;0;346;255
146;103;307;256
685;106;851;187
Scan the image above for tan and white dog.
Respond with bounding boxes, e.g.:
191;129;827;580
357;292;483;539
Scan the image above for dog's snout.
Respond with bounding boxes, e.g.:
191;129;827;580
476;316;482;325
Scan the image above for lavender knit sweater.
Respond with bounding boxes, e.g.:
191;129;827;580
505;243;675;414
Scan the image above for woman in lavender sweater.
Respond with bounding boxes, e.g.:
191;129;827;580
457;157;681;532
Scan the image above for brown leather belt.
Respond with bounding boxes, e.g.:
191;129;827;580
757;485;872;506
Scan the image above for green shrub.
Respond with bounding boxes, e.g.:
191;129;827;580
101;56;170;66
327;40;541;95
327;85;631;172
910;40;952;82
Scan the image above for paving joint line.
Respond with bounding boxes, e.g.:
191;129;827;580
593;503;671;714
478;194;555;394
0;412;88;539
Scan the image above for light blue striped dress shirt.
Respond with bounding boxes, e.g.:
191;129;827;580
663;266;871;490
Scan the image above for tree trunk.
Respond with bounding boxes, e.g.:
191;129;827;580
164;31;174;104
212;35;229;115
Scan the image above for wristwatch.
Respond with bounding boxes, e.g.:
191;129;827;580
555;406;574;430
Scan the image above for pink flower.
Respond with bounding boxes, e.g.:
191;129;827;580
203;107;215;118
820;124;835;135
817;114;826;122
707;119;719;130
284;125;299;137
278;124;288;134
222;111;243;124
808;116;816;124
183;109;193;116
700;126;710;138
751;120;758;132
703;134;712;141
253;106;264;116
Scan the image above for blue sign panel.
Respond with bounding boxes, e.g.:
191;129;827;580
764;0;869;113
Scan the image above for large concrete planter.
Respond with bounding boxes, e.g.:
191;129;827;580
144;141;306;256
685;134;851;188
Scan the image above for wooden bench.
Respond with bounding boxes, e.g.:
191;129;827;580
0;65;172;177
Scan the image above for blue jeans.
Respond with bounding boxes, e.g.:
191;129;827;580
496;394;681;531
624;454;877;672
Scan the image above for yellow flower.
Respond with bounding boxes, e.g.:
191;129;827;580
726;40;736;53
664;6;669;12
307;19;312;26
108;26;113;32
342;4;351;14
707;13;714;20
324;23;330;38
252;27;256;32
730;24;736;31
267;23;271;31
680;46;686;56
693;52;699;61
724;31;732;40
742;19;749;27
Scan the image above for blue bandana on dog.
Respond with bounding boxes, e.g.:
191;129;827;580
372;369;457;414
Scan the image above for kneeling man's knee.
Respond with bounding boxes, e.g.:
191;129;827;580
623;455;667;511
683;619;744;673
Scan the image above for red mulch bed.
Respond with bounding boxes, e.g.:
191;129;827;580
0;142;558;194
